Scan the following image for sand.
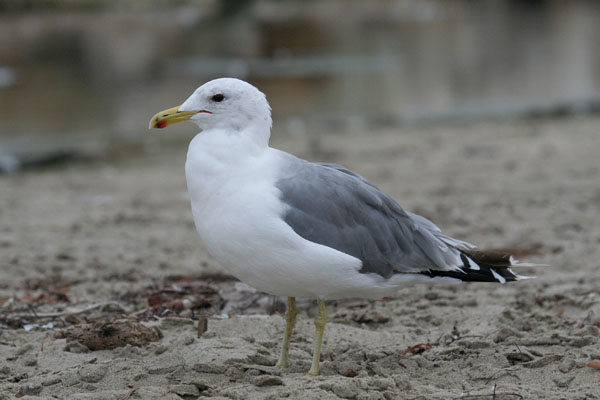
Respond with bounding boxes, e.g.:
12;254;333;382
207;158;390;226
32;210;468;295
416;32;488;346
1;116;599;399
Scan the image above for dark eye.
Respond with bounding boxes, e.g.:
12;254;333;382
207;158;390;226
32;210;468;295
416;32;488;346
211;93;225;102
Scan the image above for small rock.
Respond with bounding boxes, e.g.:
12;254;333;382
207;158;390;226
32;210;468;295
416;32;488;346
254;375;284;387
0;366;10;375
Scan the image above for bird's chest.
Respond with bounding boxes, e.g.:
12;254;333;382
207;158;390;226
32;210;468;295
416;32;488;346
185;157;289;264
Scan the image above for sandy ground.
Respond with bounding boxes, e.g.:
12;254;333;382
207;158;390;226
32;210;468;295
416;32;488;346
1;116;600;399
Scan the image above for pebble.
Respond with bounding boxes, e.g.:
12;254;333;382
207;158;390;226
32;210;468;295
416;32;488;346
254;375;284;387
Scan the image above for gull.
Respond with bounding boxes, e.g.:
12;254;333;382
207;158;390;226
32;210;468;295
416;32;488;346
149;78;534;375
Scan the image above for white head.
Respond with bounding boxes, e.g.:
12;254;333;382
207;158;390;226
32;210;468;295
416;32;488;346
149;78;272;144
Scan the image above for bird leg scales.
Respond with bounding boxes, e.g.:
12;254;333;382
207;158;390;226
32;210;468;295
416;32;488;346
307;299;327;376
276;296;297;369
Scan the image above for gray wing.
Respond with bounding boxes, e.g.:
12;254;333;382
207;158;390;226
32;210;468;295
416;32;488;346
275;157;469;278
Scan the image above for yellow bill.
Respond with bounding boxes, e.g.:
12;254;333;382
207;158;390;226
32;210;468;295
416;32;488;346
149;106;210;129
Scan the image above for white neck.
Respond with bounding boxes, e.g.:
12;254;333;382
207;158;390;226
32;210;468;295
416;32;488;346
184;127;270;209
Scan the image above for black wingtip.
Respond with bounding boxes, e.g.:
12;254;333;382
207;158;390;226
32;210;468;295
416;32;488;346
420;250;529;283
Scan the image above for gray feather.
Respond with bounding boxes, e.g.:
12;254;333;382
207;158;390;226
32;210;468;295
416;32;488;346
275;155;464;278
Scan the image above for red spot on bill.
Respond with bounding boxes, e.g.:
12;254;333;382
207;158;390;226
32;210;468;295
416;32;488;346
156;120;167;129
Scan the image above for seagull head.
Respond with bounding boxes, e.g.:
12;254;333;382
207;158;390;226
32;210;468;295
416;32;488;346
149;78;272;134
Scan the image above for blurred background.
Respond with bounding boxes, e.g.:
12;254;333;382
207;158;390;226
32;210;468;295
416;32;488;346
1;0;600;171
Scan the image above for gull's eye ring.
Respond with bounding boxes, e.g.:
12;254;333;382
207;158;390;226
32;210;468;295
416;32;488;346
211;93;225;102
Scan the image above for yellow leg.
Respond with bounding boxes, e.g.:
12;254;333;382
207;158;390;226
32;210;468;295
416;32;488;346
307;299;327;376
276;297;297;369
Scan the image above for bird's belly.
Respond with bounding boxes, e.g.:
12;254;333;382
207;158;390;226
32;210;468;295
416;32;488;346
192;190;373;299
